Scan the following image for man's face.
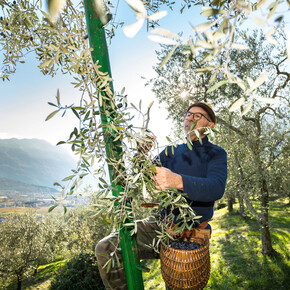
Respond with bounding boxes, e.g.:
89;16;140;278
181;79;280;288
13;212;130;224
184;106;215;141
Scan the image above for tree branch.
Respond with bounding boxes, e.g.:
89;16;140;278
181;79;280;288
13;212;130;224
217;116;245;137
244;196;259;221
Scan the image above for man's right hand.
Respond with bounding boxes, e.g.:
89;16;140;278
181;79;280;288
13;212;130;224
136;135;156;154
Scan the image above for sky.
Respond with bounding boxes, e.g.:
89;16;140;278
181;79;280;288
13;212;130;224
0;1;203;156
0;1;289;158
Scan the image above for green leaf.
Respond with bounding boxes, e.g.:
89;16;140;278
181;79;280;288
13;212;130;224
72;108;80;119
63;205;67;214
148;101;154;109
159;45;178;69
196;40;213;49
194;129;202;144
99;177;107;184
132;173;140;184
151;28;182;40
186;140;192;150
229;97;246;112
256;0;267;9
206;80;229;93
56;89;60;105
190;120;198;131
209;71;217;85
56;141;66;145
166;136;172;142
62;175;75;181
193;22;212;33
267;0;279;19
254;96;280;104
241;99;253;116
48;205;58;212
252;17;265;26
39;60;52;68
124;0;146;13
201;7;224;17
142;182;149;199
249;71;268;92
48;102;58;107
147;11;168;21
45;109;59;121
148;35;179;45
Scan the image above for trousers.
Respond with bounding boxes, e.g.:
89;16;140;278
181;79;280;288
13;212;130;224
95;217;161;290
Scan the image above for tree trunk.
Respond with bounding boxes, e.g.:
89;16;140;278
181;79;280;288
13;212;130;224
227;196;234;212
260;179;275;256
17;274;22;290
237;192;247;219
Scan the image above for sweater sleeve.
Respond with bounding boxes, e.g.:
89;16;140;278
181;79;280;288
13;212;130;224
180;148;227;202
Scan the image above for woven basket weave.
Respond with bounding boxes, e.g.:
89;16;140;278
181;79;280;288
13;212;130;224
160;237;210;290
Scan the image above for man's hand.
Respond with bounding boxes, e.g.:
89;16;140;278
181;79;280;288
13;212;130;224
136;136;156;154
153;167;183;191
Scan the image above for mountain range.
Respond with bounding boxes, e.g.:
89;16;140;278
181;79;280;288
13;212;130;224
0;138;76;190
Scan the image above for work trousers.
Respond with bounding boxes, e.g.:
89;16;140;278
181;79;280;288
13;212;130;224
95;217;161;290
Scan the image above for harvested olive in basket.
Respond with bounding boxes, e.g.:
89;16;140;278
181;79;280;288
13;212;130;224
169;240;203;250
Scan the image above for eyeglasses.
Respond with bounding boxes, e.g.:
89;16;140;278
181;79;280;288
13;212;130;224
184;112;211;122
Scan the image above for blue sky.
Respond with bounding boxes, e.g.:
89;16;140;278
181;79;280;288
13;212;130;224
0;1;203;154
0;1;289;157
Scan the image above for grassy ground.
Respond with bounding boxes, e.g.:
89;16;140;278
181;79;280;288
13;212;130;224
1;199;289;289
143;198;290;289
1;258;67;290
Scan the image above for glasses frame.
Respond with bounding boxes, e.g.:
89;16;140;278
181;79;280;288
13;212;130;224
184;111;211;122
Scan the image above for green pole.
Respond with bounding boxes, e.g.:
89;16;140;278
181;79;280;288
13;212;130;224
82;1;144;289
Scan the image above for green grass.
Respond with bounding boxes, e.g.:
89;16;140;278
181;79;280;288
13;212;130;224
207;200;289;289
1;258;67;290
143;198;290;289
2;199;289;289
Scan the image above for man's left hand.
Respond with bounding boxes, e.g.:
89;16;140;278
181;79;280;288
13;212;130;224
153;167;183;191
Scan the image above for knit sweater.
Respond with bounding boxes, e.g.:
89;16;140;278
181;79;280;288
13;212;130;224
157;136;227;224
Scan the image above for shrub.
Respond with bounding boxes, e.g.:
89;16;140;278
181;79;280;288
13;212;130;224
50;253;105;290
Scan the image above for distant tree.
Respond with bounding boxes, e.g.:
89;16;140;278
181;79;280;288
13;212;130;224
61;206;109;256
148;29;289;255
0;213;60;289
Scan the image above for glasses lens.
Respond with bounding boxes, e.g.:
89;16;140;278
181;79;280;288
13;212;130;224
195;113;202;120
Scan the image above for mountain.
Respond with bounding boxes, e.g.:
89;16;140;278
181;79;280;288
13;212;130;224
0;138;76;188
0;177;58;194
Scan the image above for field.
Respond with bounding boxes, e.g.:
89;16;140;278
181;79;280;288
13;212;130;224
0;205;66;216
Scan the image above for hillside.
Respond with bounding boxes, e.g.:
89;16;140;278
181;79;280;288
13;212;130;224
0;177;58;195
0;138;76;188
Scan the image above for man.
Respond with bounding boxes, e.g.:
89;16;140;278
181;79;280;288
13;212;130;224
96;102;227;289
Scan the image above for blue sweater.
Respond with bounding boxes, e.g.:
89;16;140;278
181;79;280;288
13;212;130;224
157;136;227;224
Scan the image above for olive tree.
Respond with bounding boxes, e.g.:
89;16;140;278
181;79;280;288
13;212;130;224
147;29;289;255
0;0;288;259
0;213;62;289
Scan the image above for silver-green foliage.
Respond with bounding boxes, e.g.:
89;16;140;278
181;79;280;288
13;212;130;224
0;213;61;287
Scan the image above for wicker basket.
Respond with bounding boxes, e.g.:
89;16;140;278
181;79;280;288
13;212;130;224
160;236;210;290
